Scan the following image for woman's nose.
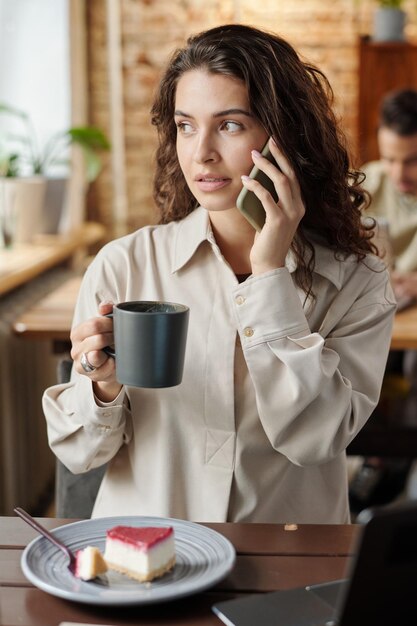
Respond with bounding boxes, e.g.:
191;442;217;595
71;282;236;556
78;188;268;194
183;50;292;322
194;134;219;164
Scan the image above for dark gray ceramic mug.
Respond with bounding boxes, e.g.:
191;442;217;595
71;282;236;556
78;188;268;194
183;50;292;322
103;301;189;388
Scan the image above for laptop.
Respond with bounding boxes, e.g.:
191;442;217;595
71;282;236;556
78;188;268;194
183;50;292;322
212;501;417;625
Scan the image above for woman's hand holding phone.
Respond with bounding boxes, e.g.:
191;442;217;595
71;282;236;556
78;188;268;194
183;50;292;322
236;141;278;231
239;137;305;276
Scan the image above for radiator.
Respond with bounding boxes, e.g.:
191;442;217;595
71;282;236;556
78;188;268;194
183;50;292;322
0;267;74;515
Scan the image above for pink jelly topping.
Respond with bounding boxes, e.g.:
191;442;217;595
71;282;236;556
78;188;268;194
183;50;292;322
74;549;85;577
106;526;173;550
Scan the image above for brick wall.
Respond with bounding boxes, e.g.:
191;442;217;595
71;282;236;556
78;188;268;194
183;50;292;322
85;0;417;234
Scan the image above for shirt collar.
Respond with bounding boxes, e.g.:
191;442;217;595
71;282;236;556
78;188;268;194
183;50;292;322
172;207;345;290
286;242;345;291
172;206;212;273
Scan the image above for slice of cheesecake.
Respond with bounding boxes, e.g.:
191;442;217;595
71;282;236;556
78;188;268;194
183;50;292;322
74;545;108;580
104;525;175;582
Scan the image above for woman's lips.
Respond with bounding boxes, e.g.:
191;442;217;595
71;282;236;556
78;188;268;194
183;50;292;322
195;177;231;192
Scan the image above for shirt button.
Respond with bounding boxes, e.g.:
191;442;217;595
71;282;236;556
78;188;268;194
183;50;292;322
235;295;245;305
243;327;254;337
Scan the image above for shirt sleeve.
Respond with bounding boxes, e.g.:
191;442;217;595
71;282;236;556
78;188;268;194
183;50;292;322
42;250;132;474
231;265;396;466
43;374;131;473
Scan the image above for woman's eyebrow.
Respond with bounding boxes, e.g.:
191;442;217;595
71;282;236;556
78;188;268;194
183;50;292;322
214;108;253;118
174;108;253;118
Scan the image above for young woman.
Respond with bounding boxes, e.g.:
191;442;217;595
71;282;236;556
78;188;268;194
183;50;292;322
43;24;396;523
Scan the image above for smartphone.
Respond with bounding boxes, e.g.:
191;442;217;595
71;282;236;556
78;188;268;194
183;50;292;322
236;141;279;232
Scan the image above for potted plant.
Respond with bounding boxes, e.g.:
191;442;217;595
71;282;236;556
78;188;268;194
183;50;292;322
0;102;110;181
373;0;407;41
0;149;47;245
0;103;110;243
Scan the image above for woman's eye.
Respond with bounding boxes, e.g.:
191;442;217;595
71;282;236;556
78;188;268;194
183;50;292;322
221;120;242;132
177;121;194;134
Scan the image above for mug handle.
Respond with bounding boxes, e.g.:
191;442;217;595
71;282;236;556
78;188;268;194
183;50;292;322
102;311;115;359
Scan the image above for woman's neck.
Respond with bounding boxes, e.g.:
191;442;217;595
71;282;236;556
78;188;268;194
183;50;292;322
208;208;255;274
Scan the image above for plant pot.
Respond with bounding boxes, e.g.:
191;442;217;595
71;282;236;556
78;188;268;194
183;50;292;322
373;8;406;42
0;177;46;246
39;177;68;234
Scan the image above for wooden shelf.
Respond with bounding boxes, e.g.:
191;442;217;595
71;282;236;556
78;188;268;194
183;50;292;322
358;37;417;164
0;222;104;297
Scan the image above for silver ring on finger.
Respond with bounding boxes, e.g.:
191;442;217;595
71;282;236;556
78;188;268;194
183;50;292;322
81;352;96;373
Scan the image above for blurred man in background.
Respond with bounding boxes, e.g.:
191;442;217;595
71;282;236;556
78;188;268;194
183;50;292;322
349;89;417;517
363;89;417;304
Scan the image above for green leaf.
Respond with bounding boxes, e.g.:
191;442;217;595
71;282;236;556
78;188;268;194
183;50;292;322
353;0;404;6
0;102;29;120
7;133;32;146
67;127;111;151
379;0;403;7
82;148;102;183
0;153;20;177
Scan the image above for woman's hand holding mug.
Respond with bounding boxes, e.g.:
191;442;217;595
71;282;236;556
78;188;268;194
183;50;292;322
72;300;189;401
71;301;123;403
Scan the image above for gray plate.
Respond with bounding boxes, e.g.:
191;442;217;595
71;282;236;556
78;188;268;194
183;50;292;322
21;515;236;606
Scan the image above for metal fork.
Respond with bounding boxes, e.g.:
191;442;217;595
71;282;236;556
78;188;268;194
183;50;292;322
14;506;76;573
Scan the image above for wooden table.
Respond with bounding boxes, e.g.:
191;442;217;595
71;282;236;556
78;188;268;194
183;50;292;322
0;222;104;297
348;303;417;457
12;275;81;341
391;303;417;350
0;517;358;626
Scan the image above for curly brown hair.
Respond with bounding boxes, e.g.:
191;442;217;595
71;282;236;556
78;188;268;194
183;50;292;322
151;23;374;295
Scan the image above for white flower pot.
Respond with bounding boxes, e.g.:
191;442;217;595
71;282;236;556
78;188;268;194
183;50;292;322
373;8;406;42
0;177;47;246
39;177;68;234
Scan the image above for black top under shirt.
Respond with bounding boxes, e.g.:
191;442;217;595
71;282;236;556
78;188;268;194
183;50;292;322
236;273;251;283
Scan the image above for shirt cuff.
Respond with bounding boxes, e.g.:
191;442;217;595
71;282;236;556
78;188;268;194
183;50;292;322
72;373;127;431
232;267;310;347
93;386;126;407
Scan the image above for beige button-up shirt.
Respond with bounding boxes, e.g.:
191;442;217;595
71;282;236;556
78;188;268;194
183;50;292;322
43;207;396;523
363;160;417;272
